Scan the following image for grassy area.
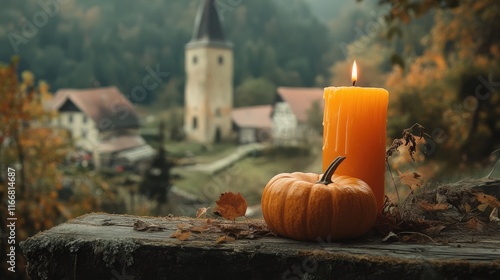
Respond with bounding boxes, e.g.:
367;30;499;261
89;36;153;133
173;146;323;206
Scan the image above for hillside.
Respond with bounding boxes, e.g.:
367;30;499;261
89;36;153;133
0;0;331;106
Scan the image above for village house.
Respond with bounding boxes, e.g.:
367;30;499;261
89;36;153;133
50;86;154;170
271;87;324;146
231;105;273;144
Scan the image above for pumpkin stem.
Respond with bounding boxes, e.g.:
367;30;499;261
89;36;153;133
317;156;346;185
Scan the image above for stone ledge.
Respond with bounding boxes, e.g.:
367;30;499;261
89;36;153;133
20;213;500;280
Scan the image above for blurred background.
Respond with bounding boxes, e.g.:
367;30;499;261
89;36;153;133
1;0;499;278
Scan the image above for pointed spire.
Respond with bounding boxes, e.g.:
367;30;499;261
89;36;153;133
188;0;231;48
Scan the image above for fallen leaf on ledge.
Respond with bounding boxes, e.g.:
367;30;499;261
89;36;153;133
196;207;210;218
214;192;248;221
216;235;236;244
466;217;485;231
170;229;191;241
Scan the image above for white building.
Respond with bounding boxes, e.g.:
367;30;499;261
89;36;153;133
231;105;273;144
50;86;154;170
272;87;324;146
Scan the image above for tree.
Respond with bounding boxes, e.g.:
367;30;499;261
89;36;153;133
382;0;500;173
0;58;117;278
234;78;276;107
139;122;174;215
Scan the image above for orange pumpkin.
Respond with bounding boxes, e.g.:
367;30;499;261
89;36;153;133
261;156;377;241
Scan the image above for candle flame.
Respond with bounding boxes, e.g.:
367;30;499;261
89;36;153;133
352;61;357;86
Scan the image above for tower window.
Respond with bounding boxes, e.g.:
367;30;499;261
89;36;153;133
68;114;73;123
192;117;198;129
218;56;224;65
215;108;221;117
193;55;198;64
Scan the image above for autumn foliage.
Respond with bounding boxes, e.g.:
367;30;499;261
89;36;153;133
0;58;110;278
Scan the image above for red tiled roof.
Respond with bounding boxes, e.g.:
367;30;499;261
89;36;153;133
51;87;140;131
276;87;324;122
231;105;272;129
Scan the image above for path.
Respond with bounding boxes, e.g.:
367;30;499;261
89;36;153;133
173;143;266;174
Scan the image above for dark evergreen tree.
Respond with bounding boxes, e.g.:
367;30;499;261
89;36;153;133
140;122;173;205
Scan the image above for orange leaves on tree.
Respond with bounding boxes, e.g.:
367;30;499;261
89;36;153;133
213;192;247;221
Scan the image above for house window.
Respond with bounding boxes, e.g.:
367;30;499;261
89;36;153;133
82;129;87;138
68;114;73;123
83;116;88;124
218;55;223;65
215;108;221;117
193;55;198;64
192;117;198;129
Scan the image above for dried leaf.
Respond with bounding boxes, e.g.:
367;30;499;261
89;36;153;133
477;203;489;212
490;208;500;223
464;203;471;213
475;193;500;208
466;217;484;231
196;207;210;218
170;229;191;241
386;138;403;160
214;192;248;220
216;235;236;244
133;219;164;232
419;201;449;211
398;170;423;189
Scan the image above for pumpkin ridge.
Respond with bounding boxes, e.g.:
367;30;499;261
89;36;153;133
286;179;308;240
303;182;311;240
273;177;290;235
329;182;340;238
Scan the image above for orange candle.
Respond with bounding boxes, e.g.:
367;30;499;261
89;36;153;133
322;61;389;211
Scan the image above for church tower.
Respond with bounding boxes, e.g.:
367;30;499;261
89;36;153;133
184;0;233;144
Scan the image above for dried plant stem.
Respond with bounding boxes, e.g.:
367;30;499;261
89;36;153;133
486;148;500;179
386;161;400;203
486;160;499;179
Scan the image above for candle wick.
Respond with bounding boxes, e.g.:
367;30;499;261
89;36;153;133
352;80;356;86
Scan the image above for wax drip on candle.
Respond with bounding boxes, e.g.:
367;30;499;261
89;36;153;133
352;60;357;86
